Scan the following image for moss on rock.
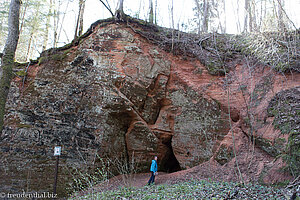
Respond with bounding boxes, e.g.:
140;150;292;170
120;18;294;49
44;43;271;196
214;144;234;165
240;31;300;73
282;132;300;176
251;75;274;107
255;137;284;157
267;86;300;176
15;70;27;77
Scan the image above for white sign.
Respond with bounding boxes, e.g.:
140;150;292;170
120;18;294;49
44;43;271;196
54;146;61;156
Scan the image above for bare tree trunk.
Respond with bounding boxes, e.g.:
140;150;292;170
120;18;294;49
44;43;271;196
170;0;174;51
26;33;33;61
26;2;40;61
57;0;70;44
223;0;226;33
194;0;210;33
74;0;85;39
258;0;265;31
202;0;209;33
277;0;286;31
216;0;226;33
78;0;85;36
149;0;154;23
115;0;125;21
117;0;124;12
251;0;257;31
74;2;80;39
235;0;242;33
42;0;52;52
136;0;142;18
170;0;174;29
244;0;250;32
194;0;201;34
154;0;157;24
52;0;59;48
19;0;28;36
248;1;253;32
276;0;296;30
0;0;21;131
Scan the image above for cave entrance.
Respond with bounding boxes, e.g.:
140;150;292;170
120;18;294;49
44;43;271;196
160;139;181;173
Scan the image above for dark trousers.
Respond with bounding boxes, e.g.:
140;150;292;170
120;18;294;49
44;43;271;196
148;172;155;185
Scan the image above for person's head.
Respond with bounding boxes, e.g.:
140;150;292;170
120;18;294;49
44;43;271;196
154;156;157;161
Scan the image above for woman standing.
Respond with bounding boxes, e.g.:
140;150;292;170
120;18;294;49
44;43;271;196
147;156;158;185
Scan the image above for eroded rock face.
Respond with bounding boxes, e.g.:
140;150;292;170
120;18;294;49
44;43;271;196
170;89;229;168
0;22;299;196
0;24;179;196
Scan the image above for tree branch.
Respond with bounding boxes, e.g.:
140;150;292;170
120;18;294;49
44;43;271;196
276;0;297;30
98;0;114;17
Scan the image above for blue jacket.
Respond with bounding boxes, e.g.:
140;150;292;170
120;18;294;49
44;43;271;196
150;160;157;172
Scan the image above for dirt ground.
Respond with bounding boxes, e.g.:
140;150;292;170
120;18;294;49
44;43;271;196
74;151;294;198
75;159;235;198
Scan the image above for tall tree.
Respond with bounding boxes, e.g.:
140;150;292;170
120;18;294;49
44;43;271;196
194;0;201;34
234;0;242;33
19;0;29;36
0;0;21;131
57;0;70;45
250;0;257;31
193;0;219;33
74;0;85;39
16;0;50;61
0;0;10;48
243;0;257;32
170;0;174;51
78;0;85;36
222;0;226;33
244;0;250;32
149;0;154;24
202;0;209;33
154;0;157;24
115;0;125;21
26;1;41;61
42;0;52;51
277;0;286;31
257;0;267;31
52;0;59;48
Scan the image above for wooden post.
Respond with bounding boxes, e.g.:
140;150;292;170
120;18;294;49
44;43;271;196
53;155;59;196
53;146;61;198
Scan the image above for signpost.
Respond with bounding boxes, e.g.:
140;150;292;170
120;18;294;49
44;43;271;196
53;146;61;198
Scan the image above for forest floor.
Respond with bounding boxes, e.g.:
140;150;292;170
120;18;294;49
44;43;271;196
69;165;294;199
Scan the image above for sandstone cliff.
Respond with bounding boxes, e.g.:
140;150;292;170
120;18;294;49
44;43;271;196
0;18;299;196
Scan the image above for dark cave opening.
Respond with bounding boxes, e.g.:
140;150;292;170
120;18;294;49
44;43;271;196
160;139;181;173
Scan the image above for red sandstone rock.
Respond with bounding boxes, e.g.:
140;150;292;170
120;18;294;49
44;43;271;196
0;22;299;196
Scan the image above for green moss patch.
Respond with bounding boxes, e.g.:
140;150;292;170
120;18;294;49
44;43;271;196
251;75;274;107
280;132;300;177
16;123;32;128
267;87;299;135
214;144;234;165
255;137;284;157
239;31;300;73
38;51;68;66
267;86;300;176
16;70;27;77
